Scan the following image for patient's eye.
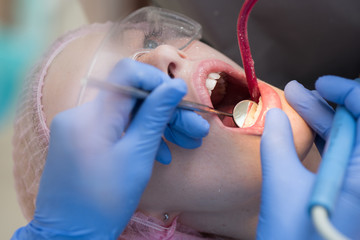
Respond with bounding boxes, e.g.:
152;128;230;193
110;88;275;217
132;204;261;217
143;39;159;49
143;27;162;49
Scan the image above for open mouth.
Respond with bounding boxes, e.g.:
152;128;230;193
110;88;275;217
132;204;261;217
193;59;281;134
206;71;255;128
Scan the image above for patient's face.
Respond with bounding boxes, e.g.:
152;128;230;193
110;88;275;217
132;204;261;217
134;41;315;216
42;28;316;225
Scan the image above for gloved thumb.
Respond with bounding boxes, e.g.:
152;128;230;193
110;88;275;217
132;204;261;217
260;108;304;185
258;108;317;239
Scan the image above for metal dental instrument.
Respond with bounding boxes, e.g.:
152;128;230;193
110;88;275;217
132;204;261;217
88;78;233;117
232;100;258;128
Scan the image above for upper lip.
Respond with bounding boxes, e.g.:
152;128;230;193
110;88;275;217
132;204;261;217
191;59;282;135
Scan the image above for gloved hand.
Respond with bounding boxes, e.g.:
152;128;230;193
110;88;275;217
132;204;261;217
12;59;209;239
257;76;360;239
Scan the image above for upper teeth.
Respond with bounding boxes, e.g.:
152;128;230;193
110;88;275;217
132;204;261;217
206;72;221;95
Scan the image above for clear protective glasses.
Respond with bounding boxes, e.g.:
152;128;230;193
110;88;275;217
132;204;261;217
78;7;202;104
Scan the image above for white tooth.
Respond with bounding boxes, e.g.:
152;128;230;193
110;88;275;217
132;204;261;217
208;90;212;95
216;78;226;94
206;78;217;91
245;97;262;127
208;72;221;80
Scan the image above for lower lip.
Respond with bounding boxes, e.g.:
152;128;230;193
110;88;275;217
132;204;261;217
219;81;282;135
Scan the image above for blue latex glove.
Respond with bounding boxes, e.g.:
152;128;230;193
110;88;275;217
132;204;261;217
12;59;209;239
257;76;360;239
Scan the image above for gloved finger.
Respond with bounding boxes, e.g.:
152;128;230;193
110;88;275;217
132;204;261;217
168;110;209;139
155;139;172;165
108;59;171;90
261;108;305;184
95;59;173;134
163;109;209;148
164;127;203;149
316;76;360;118
120;78;187;162
285;80;334;140
259;108;314;239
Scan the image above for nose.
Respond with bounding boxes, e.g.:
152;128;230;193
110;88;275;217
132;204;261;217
134;45;187;78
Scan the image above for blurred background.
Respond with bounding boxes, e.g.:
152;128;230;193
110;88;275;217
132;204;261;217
0;0;88;238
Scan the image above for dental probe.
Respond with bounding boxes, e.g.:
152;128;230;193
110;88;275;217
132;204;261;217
87;78;233;117
308;78;360;240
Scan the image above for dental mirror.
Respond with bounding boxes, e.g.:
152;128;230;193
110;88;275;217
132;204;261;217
233;100;258;128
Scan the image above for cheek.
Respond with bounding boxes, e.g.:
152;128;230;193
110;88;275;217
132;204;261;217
185;42;230;62
143;125;263;212
288;111;315;160
203;126;263;195
276;88;315;160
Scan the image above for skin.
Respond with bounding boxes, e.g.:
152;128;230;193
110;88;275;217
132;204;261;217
42;26;320;239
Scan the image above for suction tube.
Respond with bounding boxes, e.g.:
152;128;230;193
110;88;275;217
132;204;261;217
237;0;261;103
308;91;358;240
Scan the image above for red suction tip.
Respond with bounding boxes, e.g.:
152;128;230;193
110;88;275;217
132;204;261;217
237;0;261;103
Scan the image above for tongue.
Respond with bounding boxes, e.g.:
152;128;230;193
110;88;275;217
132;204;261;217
216;105;237;127
222;116;237;127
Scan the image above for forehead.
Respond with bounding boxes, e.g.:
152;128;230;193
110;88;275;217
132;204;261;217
42;27;109;128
